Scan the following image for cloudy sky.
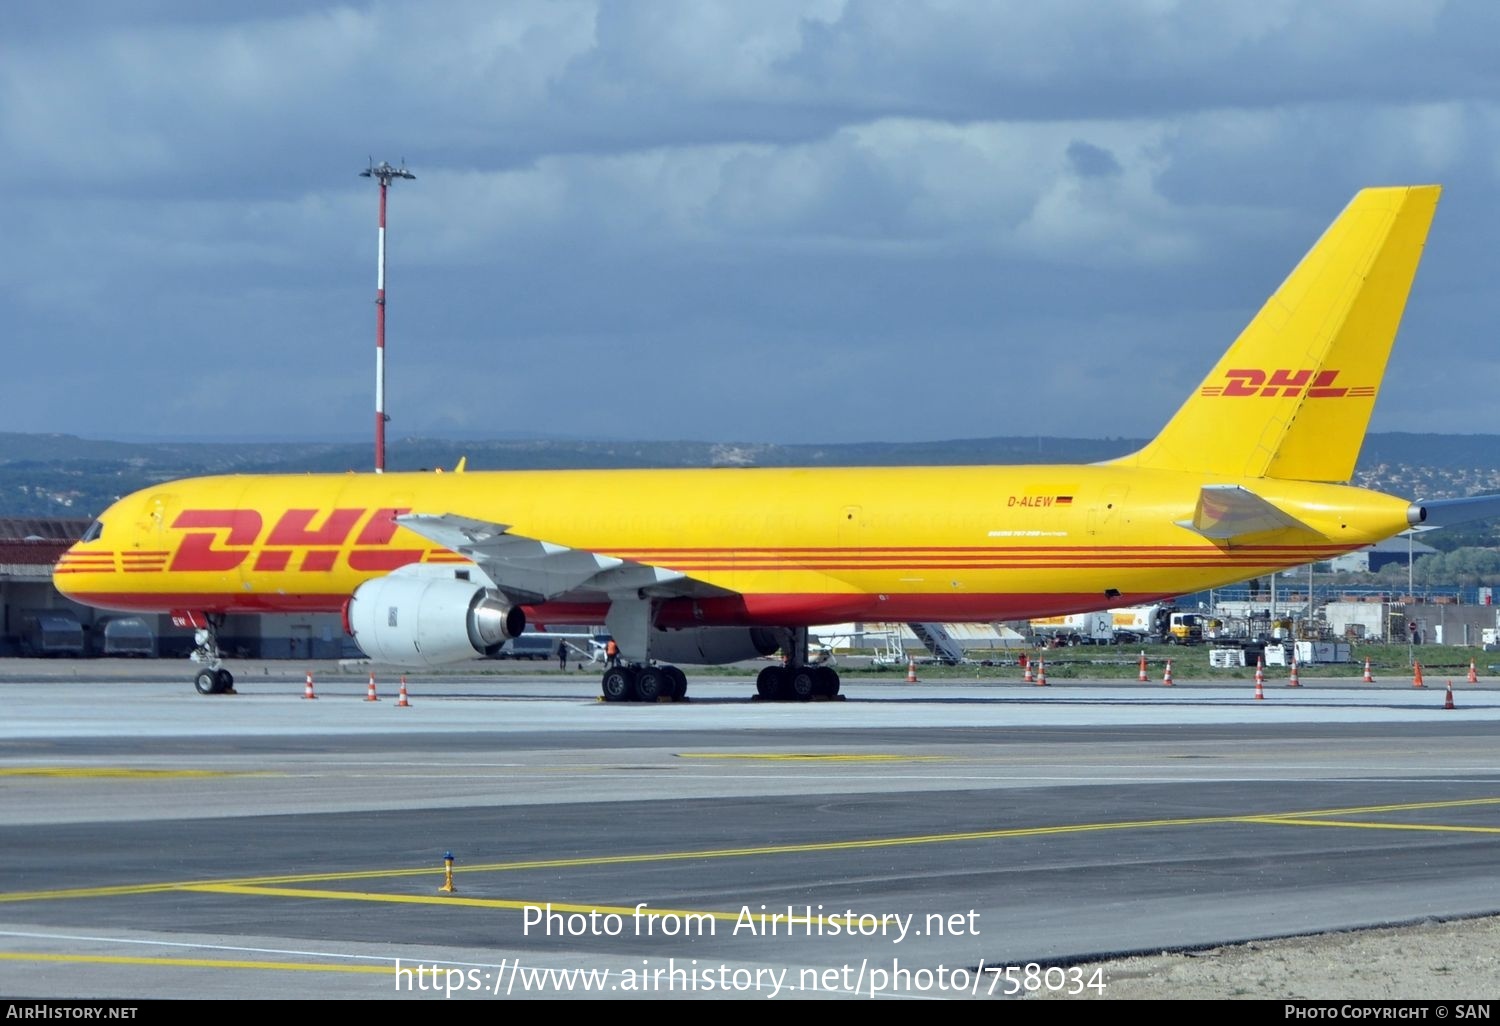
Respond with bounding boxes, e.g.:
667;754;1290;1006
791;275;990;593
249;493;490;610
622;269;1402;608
3;1;1498;447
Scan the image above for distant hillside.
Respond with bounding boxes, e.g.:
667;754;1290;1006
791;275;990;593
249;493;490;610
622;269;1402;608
3;430;1499;522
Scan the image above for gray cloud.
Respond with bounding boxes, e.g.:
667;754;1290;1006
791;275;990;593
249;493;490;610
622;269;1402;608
1;0;1497;445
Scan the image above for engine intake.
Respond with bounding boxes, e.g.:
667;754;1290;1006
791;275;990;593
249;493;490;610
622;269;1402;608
347;575;525;667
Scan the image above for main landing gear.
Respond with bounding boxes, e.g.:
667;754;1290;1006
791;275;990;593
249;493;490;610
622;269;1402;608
753;625;842;701
598;662;842;702
189;614;236;695
600;664;689;703
754;664;841;701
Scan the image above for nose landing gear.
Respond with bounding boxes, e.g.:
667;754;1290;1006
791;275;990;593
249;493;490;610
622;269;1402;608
187;614;235;695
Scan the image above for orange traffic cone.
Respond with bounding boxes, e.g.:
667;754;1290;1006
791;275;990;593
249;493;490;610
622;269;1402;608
1138;651;1148;683
1413;661;1425;689
1036;658;1048;687
1468;659;1478;684
1287;658;1301;688
366;671;380;701
1254;676;1265;701
1445;681;1456;710
303;671;317;700
1162;659;1174;686
1023;659;1034;683
1254;657;1265;700
396;676;410;708
906;658;919;683
1363;657;1374;684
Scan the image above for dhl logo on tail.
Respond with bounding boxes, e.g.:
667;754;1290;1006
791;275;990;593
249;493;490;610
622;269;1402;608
1199;369;1374;399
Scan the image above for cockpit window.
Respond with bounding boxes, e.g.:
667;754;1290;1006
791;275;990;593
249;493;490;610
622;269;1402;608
81;520;103;543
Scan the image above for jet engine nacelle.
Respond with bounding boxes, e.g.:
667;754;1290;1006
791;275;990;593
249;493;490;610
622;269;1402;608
347;575;525;667
649;626;779;665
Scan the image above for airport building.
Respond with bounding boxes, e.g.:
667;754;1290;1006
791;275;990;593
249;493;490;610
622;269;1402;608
0;518;92;656
0;518;351;659
1328;536;1440;573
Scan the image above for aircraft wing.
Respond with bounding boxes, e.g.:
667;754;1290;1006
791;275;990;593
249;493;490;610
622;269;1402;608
396;513;721;604
1412;493;1500;532
1175;485;1313;542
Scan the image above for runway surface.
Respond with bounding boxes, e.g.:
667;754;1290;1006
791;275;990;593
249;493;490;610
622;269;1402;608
2;660;1499;1001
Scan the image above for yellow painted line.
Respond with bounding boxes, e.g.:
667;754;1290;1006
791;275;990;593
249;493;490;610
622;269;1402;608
187;885;908;932
1;818;1237;902
0;951;388;975
0;767;276;779
675;753;946;762
1263;797;1500;818
184;882;570;909
1251;818;1500;835
0;882;215;902
4;796;1496;905
184;884;768;925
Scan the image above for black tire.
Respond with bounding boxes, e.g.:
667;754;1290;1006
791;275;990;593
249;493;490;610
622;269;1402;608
664;666;688;699
217;669;234;692
601;667;636;702
194;669;223;695
790;669;817;701
756;666;784;699
636;667;666;702
814;666;839;697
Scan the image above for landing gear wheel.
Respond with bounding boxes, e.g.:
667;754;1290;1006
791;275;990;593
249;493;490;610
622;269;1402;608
601;667;636;702
664;666;688;700
790;669;817;701
814;666;839;697
756;666;784;700
195;669;226;695
636;667;667;702
217;669;235;693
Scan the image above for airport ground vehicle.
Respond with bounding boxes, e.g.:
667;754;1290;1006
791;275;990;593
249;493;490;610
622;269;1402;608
93;615;156;657
1029;612;1115;645
19;611;85;657
1108;605;1206;645
495;633;558;660
1031;605;1204;645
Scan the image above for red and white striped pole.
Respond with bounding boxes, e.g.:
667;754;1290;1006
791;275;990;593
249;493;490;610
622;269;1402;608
361;160;415;474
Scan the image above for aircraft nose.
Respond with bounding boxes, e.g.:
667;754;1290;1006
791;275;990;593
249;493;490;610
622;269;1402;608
51;525;115;598
52;545;84;598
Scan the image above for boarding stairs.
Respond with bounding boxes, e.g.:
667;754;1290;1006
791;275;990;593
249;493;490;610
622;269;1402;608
908;622;967;665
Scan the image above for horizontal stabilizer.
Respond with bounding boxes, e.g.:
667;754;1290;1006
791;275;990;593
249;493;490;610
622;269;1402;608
1175;485;1312;541
1412;493;1500;532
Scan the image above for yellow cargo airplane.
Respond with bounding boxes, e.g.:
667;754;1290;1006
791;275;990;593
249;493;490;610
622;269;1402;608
51;184;1494;701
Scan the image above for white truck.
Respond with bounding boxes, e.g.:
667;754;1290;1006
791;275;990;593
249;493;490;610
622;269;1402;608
1028;611;1115;645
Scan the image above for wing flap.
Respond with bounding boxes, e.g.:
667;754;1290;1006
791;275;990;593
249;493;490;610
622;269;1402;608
397;513;693;603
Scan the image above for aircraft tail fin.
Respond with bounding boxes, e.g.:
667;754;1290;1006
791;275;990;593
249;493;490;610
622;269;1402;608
1113;185;1440;483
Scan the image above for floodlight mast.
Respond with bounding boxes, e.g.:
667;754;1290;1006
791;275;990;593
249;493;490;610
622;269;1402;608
359;159;416;473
